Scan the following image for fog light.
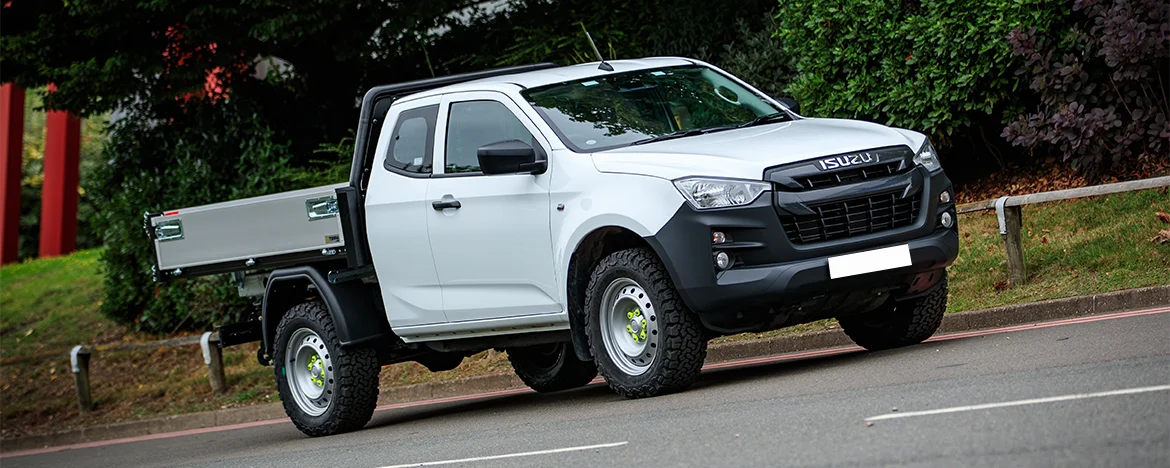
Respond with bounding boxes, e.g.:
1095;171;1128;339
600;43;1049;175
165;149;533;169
714;251;731;270
939;190;951;204
712;231;727;244
940;211;954;228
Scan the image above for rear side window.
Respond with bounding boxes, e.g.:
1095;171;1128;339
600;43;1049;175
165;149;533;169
384;104;439;175
444;100;535;174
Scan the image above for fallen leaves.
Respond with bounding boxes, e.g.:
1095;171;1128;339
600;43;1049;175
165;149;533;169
1151;212;1170;244
1153;229;1170;245
993;280;1010;291
953;157;1169;205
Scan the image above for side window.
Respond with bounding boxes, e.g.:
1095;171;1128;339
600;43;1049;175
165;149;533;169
384;104;438;175
444;100;535;174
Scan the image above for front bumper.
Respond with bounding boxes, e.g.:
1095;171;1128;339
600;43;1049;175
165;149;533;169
645;164;958;334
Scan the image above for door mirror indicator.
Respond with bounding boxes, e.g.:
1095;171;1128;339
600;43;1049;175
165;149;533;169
477;140;546;175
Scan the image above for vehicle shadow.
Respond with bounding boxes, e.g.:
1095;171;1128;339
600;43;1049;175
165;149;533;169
362;337;975;431
693;336;973;389
364;384;615;429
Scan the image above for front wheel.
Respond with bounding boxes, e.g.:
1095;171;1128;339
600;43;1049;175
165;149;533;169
274;301;380;437
584;248;707;399
507;343;597;392
838;274;948;351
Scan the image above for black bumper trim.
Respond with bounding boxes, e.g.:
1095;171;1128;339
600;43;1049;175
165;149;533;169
644;167;958;335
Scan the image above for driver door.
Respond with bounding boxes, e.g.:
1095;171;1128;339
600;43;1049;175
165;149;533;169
426;91;561;323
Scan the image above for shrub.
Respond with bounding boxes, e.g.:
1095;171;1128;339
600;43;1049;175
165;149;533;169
93;99;301;333
774;0;1065;137
1002;0;1169;174
718;13;794;99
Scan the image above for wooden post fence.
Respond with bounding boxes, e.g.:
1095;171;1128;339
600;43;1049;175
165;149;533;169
958;176;1170;288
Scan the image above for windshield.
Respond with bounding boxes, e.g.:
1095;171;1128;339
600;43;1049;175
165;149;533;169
522;65;785;152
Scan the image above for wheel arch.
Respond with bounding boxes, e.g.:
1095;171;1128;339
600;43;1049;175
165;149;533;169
260;265;393;363
564;225;662;361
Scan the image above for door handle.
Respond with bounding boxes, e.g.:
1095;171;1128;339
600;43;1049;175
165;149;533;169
432;200;462;210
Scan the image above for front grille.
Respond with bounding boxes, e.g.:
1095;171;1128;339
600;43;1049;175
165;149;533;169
795;161;902;190
781;192;920;244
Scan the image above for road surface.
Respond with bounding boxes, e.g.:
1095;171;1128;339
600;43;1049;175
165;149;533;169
6;307;1169;467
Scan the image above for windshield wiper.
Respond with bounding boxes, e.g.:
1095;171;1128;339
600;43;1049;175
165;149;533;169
738;112;791;128
631;125;737;146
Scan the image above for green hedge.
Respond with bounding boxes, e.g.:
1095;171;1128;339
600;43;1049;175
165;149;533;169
774;0;1064;137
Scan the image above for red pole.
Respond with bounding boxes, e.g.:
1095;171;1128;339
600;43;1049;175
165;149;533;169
0;84;24;265
39;109;81;258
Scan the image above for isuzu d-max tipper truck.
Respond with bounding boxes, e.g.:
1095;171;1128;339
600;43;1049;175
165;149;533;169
146;57;958;436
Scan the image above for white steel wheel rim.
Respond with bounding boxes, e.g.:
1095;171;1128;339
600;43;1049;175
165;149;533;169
599;277;660;376
285;328;334;417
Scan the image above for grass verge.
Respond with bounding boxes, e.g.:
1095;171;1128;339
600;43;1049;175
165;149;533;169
2;188;1167;439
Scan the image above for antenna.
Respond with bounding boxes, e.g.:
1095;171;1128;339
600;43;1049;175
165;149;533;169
580;23;614;72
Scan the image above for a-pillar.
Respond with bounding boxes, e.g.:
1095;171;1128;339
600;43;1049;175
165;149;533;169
0;84;24;265
39;109;81;258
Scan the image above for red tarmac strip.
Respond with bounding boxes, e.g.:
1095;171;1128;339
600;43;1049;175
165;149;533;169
5;305;1167;458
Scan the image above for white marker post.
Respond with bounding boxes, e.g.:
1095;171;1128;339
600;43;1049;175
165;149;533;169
200;332;227;393
70;345;93;412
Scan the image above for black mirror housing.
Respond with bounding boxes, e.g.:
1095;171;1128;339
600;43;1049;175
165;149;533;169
778;97;800;115
477;140;546;175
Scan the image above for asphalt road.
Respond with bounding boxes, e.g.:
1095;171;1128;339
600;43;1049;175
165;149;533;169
7;308;1169;468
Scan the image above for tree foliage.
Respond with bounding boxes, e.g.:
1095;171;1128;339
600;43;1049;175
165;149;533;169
1002;0;1170;173
718;13;794;99
774;0;1066;137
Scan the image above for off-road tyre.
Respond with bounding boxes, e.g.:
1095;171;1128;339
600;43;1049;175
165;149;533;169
584;248;706;399
507;343;598;392
273;301;380;437
838;275;948;351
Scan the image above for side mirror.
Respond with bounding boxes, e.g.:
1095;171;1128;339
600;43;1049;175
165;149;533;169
778;97;800;115
477;140;546;175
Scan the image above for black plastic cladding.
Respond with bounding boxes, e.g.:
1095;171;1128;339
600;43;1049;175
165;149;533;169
766;146;915;191
260;265;393;360
643;163;958;334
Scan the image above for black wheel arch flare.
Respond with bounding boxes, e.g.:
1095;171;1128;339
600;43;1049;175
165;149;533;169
260;265;393;363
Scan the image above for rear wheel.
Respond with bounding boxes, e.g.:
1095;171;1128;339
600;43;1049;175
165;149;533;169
274;301;380;437
507;343;597;392
584;248;706;399
838;274;948;351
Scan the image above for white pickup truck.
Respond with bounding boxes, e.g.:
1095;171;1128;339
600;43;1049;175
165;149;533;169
146;57;958;436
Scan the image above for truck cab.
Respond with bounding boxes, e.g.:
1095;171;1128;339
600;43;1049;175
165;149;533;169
147;57;958;437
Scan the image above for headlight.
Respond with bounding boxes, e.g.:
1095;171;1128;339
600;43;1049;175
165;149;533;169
914;138;942;172
673;177;769;210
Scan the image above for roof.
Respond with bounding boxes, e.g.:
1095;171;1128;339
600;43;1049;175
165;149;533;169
408;57;697;99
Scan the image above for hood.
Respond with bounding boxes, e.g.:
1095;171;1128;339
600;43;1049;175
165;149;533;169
591;118;926;181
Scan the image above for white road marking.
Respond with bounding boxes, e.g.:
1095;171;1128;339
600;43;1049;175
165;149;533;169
866;385;1170;422
378;441;628;468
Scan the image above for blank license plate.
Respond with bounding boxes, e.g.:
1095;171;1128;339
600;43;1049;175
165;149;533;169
828;245;912;279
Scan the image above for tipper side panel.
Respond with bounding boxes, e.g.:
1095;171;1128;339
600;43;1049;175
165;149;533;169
149;183;348;278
